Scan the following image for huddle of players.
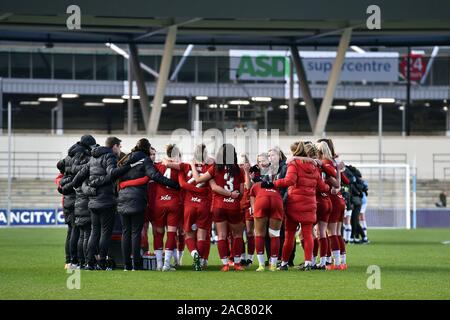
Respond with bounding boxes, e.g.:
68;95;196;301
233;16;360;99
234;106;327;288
139;138;350;272
57;134;351;272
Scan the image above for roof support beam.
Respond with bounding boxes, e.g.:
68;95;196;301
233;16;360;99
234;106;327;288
147;26;177;135
313;27;352;137
129;43;150;130
290;45;317;132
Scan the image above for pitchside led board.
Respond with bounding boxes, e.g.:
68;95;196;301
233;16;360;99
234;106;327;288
229;50;399;82
0;209;65;226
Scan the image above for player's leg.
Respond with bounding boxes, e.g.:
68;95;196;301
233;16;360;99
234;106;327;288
212;208;229;270
229;210;245;271
299;222;314;270
140;221;149;253
254;217;268;271
151;207;165;270
245;218;255;266
359;203;369;242
318;220;328;268
343;208;352;243
279;214;298;270
69;224;80;268
120;214;133;270
163;208;179;271
312;224;319;267
268;217;282;271
131;213;145;270
86;208;101;269
327;222;341;269
82;224;91;269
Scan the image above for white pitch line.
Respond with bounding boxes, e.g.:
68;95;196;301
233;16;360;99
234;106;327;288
442;241;450;245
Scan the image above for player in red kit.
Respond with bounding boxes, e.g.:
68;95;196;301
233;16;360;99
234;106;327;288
317;139;350;270
152;144;183;271
178;144;212;271
190;143;245;272
265;141;329;271
250;153;284;272
239;154;254;267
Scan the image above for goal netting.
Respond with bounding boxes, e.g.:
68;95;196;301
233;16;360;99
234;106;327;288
348;163;411;229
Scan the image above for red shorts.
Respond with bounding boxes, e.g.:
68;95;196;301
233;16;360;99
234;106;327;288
152;204;182;228
212;208;244;225
253;196;284;221
328;193;345;223
316;196;332;223
242;207;253;222
183;205;212;232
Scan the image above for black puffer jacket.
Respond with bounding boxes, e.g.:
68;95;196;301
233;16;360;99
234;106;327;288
57;143;86;209
275;160;288;203
71;146;132;210
71;147;93;226
117;151;180;215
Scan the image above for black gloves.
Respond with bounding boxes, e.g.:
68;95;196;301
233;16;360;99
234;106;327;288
261;181;274;188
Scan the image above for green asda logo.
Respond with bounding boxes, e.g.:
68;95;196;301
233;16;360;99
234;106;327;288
236;55;289;78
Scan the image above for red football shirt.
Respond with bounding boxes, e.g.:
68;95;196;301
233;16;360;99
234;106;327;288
154;163;181;207
179;162;211;208
207;165;244;210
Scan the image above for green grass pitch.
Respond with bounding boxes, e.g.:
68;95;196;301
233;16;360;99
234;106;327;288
1;227;449;299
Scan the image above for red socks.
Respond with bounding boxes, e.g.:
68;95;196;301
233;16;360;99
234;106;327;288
319;237;328;258
247;235;255;256
153;232;164;251
338;235;346;254
233;237;244;260
165;231;177;250
255;236;265;255
217;239;228;260
185;237;197;253
329;235;340;251
313;237;319;257
270;236;280;259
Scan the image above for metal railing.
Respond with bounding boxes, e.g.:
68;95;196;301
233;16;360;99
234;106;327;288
341;153;407;164
444;167;450;180
432;153;450;180
0;151;63;179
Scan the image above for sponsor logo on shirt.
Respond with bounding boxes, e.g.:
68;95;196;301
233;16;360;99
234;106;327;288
191;197;202;203
223;197;235;203
265;189;277;193
160;195;172;201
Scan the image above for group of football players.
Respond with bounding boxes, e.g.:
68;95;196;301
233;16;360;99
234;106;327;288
58;135;364;272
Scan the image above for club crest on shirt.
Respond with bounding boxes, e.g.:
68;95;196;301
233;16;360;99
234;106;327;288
191;197;201;203
160;195;172;201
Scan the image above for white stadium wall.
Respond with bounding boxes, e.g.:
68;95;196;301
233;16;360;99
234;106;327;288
0;134;449;180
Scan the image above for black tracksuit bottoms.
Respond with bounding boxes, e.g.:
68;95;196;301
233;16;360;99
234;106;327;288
87;207;115;266
120;212;145;269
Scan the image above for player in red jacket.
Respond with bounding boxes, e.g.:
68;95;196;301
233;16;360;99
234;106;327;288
152;144;183;271
190;143;245;271
265;141;329;271
250;153;284;271
317;139;350;270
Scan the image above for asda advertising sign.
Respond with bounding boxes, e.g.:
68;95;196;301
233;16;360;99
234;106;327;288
229;50;399;82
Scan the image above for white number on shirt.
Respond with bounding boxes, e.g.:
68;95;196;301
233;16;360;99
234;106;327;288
223;173;234;192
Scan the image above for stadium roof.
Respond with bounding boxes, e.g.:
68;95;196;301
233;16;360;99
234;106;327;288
1;0;450;46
